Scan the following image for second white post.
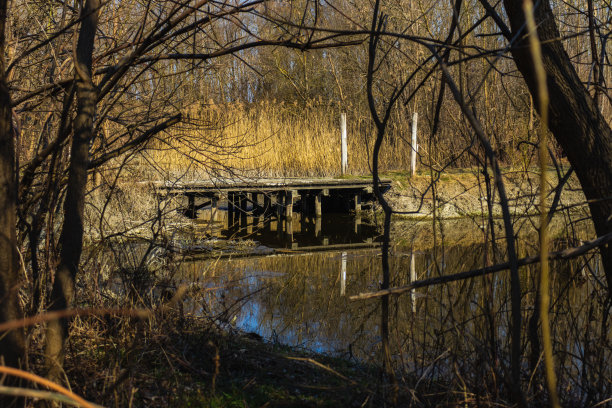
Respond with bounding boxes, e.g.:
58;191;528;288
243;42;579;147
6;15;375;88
341;112;347;175
411;112;418;176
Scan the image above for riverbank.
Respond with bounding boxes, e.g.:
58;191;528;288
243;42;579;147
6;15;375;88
62;312;410;407
383;167;586;220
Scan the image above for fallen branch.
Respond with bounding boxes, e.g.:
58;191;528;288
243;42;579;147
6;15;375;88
0;366;102;408
285;357;357;385
350;231;612;301
0;385;103;408
0;307;151;332
0;287;187;333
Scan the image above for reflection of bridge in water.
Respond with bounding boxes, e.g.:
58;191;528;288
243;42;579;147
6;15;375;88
198;212;381;252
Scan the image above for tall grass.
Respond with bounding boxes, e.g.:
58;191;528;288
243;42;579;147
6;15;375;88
146;99;416;179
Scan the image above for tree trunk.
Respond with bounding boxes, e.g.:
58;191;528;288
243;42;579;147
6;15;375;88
45;0;100;381
503;0;612;293
0;0;24;370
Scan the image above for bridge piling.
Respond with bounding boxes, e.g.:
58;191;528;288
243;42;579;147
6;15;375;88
156;178;391;219
354;192;362;212
314;192;322;217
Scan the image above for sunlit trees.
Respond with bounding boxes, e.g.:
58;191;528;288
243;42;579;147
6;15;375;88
502;0;612;292
1;0;354;382
353;0;611;404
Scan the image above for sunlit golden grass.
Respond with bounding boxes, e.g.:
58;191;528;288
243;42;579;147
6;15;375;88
147;99;415;178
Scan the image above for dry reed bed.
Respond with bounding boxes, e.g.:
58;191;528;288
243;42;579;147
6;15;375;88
145;100;417;179
92;98;545;182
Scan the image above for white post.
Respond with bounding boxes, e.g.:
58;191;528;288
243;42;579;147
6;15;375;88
340;251;347;296
340;112;348;175
411;112;418;176
410;251;417;312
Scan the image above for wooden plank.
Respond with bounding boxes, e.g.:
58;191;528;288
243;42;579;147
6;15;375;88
156;178;391;195
183;242;381;261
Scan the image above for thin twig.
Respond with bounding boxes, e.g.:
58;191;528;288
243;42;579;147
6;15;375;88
285;357;357;385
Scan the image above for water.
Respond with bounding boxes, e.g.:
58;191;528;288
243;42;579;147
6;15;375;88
191;210;381;250
168;212;609;401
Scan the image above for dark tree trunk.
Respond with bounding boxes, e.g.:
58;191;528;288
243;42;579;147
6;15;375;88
0;0;24;370
45;0;100;381
503;0;612;293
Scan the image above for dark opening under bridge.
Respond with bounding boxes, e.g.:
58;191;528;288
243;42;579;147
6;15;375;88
155;178;392;220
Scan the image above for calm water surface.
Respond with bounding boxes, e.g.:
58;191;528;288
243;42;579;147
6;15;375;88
175;212;604;372
156;209;611;402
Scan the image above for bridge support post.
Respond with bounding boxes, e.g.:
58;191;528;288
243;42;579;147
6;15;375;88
187;194;196;218
285;190;295;219
246;215;253;234
314;192;322;217
315;216;321;238
211;194;219;221
239;194;247;227
253;193;262;214
263;194;271;216
276;192;285;220
300;202;308;231
354;191;362;212
253;213;261;232
227;192;235;227
300;191;308;219
233;194;239;226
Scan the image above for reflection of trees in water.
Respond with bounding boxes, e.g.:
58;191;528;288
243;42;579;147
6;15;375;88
181;237;609;403
204;252;385;359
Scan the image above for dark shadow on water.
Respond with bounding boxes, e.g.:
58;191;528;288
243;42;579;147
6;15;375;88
194;211;381;250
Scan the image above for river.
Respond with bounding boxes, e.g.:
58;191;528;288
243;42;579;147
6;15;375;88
148;208;610;403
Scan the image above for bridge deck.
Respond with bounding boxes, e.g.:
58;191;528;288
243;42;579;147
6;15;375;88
154;177;392;219
156;177;391;195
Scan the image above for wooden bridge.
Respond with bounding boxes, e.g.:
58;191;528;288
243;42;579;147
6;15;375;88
155;178;392;219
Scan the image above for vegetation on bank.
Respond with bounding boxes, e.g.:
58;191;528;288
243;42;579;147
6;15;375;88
58;313;386;407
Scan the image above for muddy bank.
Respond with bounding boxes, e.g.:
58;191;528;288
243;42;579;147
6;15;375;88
384;168;586;220
378;168;593;250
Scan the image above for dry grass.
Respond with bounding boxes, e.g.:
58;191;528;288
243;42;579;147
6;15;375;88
144;99;416;179
86;96;550;184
